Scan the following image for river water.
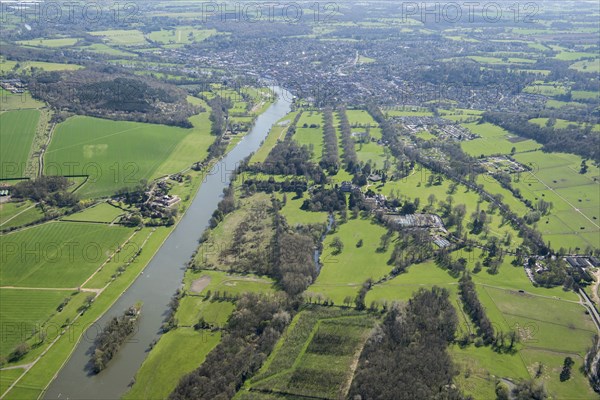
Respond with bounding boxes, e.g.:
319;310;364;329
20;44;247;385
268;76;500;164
44;87;292;400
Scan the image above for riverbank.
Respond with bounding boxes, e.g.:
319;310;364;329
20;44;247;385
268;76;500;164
40;87;291;400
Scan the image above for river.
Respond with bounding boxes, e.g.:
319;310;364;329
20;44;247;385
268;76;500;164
43;87;292;400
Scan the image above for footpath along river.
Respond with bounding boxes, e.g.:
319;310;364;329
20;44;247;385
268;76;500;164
44;87;292;399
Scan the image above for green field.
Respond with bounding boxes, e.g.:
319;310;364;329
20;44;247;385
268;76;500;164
361;246;595;398
529;118;600;132
465;56;536;65
523;83;568;97
0;222;133;287
308;218;395;304
554;50;597;61
0;201;45;230
153;99;215;176
0;90;46;111
61;202;125;223
569;59;600;73
461;122;540;157
89;29;148;46
512;151;599;249
0;368;24;396
147;27;217;45
175;297;235;327
0;289;72;357
294;112;324;161
80;43;136;57
2;226;171;399
16;38;79;47
123;329;221;400
44;116;212;198
0;60;82;73
0;110;40;178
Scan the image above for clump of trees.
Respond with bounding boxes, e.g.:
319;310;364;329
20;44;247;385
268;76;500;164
30;70;197;127
350;287;465;400
560;356;574;381
301;187;346;212
510;379;548;400
11;176;79;208
91;305;140;373
250;140;326;183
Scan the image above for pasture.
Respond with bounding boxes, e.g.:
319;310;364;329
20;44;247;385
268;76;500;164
294;112;324;161
79;43;135;57
0;222;133;288
16;38;79;47
175;297;235;327
0;110;40;178
276;192;329;226
460;122;540;157
184;270;276;298
0;60;82;73
0;289;72;357
529;117;600;132
123;329;221;400
89;29;148;46
61;202;124;223
512;151;599;249
361;247;595;399
569;59;600;73
147;27;217;45
44;116;200;198
307;218;395;305
0;202;45;230
0;90;45;111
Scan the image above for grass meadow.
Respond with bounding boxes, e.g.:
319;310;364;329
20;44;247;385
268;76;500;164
123;329;221;400
44;114;214;198
0;110;40;178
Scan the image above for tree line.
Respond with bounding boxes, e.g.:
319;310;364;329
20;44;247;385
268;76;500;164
337;106;359;173
319;107;340;174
